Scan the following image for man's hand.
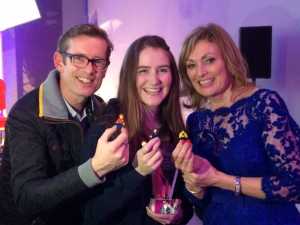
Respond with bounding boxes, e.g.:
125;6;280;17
91;125;129;177
133;137;163;176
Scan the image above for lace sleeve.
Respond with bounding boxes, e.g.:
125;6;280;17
260;91;300;202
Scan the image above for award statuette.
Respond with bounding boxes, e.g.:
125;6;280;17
149;198;178;214
148;130;190;215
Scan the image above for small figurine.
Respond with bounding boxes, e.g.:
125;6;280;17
149;128;159;139
109;114;125;141
141;128;159;148
178;130;188;140
115;114;125;129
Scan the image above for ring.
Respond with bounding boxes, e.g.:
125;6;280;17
186;186;203;194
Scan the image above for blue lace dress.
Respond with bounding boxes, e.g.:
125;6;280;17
186;89;300;225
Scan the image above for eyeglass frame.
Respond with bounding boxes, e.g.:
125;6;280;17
60;51;110;70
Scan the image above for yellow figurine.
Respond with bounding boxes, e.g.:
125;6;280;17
178;130;188;140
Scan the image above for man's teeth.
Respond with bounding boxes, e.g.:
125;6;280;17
78;77;92;83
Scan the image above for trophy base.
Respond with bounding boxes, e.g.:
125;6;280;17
149;198;178;214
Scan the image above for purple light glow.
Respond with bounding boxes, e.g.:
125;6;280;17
0;33;2;79
0;0;41;31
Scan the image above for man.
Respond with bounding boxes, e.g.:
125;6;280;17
0;24;129;225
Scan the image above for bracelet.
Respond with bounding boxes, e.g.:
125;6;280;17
234;176;241;196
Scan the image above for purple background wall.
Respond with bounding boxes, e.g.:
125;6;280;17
1;0;87;111
87;0;300;125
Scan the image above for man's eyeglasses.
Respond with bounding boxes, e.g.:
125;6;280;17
61;52;109;70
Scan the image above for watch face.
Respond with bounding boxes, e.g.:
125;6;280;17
149;198;178;214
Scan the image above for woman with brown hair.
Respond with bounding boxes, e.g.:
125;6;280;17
82;35;192;225
173;23;300;225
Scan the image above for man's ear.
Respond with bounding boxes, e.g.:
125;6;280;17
53;51;64;72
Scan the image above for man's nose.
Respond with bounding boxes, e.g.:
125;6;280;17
84;61;97;73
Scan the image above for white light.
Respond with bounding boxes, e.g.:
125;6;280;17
0;0;41;31
99;19;123;33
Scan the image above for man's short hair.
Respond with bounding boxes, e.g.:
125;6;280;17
57;24;113;60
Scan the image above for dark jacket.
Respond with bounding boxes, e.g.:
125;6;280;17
82;99;193;225
0;70;107;225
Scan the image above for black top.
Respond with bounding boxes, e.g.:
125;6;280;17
81;98;193;225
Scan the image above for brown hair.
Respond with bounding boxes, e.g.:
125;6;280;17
179;23;250;109
57;24;113;61
118;35;184;149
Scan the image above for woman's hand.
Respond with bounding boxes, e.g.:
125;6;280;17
183;155;219;188
172;139;194;173
133;137;163;176
185;182;205;199
172;140;210;173
146;199;182;225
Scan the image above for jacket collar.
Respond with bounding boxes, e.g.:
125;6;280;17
38;69;99;120
38;70;105;120
38;70;68;119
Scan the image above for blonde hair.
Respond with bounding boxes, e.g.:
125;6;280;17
179;23;250;108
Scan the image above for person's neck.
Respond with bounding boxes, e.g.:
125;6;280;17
143;106;160;132
62;92;87;113
206;84;234;110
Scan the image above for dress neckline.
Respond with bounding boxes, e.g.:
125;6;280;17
202;88;266;114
